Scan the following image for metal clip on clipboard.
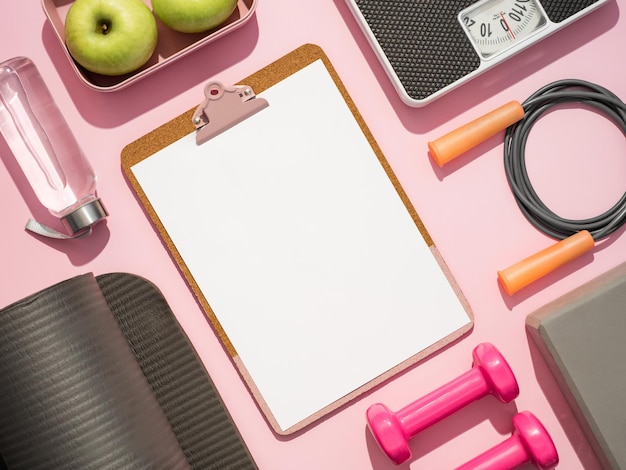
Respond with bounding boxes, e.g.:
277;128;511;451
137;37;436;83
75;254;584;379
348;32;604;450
192;82;269;145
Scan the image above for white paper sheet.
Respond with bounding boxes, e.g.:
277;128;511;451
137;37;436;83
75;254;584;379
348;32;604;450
132;59;471;432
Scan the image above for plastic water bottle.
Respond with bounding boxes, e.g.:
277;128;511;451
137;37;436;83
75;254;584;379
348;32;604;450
0;57;107;239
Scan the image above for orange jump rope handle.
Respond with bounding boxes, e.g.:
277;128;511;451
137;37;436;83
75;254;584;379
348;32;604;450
428;101;525;167
497;230;595;295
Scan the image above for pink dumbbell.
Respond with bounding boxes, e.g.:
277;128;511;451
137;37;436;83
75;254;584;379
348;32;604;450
367;342;519;464
456;411;558;470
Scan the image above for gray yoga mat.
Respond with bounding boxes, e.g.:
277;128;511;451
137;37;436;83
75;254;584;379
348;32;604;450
0;273;257;470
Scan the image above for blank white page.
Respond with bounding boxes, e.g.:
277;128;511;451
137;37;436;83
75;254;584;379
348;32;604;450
131;59;471;433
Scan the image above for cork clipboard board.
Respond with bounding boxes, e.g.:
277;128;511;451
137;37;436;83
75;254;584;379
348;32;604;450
121;44;473;435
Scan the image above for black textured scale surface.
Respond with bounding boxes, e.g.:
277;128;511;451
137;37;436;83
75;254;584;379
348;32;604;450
542;0;602;23
354;0;481;101
353;0;603;102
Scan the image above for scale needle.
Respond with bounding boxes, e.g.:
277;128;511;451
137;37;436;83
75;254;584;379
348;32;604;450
500;13;516;39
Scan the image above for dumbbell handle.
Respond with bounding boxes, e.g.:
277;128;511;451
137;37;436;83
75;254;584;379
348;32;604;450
456;435;526;470
398;367;489;437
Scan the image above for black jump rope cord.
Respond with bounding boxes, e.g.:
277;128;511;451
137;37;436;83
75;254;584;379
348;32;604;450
503;79;626;242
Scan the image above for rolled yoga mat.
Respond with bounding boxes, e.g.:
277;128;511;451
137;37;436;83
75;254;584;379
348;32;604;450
0;273;257;470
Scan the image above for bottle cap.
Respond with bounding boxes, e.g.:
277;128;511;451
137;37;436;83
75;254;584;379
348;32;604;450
24;198;108;240
61;198;108;235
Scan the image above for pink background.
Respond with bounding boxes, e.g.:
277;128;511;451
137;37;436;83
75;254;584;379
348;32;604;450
1;1;624;468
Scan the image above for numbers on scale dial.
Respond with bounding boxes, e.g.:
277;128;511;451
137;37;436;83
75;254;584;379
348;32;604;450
460;0;548;59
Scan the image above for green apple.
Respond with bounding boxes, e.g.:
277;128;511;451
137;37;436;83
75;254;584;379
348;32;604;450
64;0;158;76
151;0;238;34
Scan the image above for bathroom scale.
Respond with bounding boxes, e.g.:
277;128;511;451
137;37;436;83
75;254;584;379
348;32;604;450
345;0;611;106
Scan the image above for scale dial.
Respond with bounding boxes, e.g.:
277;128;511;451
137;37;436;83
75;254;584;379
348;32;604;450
459;0;549;60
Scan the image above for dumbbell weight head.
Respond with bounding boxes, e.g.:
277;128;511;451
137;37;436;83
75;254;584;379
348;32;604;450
472;342;519;404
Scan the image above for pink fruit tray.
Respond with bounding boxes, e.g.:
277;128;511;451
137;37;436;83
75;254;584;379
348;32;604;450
42;0;257;92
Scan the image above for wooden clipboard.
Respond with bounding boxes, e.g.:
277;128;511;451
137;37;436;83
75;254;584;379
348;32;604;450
121;44;474;435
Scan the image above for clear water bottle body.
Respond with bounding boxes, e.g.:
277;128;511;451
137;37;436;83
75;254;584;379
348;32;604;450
0;57;106;238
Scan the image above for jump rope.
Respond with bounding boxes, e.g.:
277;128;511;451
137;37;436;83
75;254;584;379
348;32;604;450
428;79;626;295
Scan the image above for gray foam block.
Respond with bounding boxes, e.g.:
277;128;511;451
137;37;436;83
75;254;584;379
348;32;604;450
526;263;626;470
